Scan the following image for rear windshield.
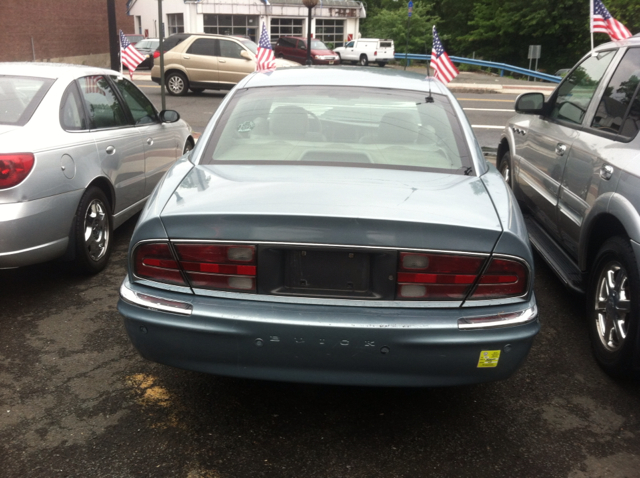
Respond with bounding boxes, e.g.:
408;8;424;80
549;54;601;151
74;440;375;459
0;75;54;126
201;86;472;174
135;39;159;49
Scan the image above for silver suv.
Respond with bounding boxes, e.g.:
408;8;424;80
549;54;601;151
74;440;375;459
498;37;640;378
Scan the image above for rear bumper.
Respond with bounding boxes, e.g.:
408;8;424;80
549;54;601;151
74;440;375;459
118;277;540;386
0;190;82;268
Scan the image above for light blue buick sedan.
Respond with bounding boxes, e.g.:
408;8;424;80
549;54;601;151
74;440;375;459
118;67;539;387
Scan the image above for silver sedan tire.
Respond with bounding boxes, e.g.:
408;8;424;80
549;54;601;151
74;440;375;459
499;152;512;188
74;187;112;274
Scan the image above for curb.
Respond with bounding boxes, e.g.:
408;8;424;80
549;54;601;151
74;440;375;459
447;82;555;95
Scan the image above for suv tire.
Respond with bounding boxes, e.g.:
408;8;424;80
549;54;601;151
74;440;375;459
588;237;640;377
499;151;513;188
166;72;189;96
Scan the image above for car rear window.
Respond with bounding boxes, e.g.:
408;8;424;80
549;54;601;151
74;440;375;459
201;86;472;174
0;75;54;126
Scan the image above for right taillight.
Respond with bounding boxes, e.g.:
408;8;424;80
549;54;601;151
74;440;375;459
0;153;35;189
396;252;529;301
469;257;529;299
153;50;160;58
396;252;485;300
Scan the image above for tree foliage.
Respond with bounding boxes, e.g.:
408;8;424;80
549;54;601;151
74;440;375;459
360;0;640;72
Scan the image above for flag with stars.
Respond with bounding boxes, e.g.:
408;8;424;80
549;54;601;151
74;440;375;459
430;26;458;84
256;23;276;73
119;30;146;79
592;0;632;41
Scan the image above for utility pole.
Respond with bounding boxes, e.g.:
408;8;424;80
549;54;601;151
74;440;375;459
107;0;119;71
158;0;166;111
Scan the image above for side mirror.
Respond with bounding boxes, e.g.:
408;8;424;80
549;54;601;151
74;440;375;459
240;49;252;60
515;92;545;115
159;110;180;123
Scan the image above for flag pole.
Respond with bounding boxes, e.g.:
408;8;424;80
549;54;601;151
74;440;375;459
590;0;595;52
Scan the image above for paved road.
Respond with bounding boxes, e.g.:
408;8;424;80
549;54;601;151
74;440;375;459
2;85;640;478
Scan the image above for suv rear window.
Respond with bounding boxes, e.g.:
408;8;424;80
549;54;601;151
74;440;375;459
0;75;54;126
202;86;472;174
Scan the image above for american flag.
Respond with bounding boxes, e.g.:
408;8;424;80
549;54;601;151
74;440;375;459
119;30;146;79
592;0;632;41
256;23;276;73
430;26;459;84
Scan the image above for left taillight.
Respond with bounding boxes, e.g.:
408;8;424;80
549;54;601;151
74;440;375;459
153;50;160;58
133;242;257;292
468;257;529;300
0;153;35;189
174;244;256;292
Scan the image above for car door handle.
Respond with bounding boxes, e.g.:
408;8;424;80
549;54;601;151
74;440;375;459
105;146;116;155
146;138;153;146
555;143;567;156
219;59;226;63
600;164;614;180
182;55;190;59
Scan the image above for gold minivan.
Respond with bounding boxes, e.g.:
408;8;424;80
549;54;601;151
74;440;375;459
151;34;296;95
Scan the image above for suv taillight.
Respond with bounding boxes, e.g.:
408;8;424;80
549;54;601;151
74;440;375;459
396;252;528;300
153;50;160;58
0;153;35;189
134;242;257;292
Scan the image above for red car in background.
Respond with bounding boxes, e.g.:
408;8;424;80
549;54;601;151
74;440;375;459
273;37;339;65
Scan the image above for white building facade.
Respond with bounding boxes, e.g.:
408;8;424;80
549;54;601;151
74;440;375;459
127;0;366;49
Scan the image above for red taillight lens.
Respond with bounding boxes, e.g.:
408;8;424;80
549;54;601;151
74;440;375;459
470;258;528;299
374;50;378;56
174;244;257;292
0;153;35;189
134;243;186;286
153;50;160;58
396;252;485;300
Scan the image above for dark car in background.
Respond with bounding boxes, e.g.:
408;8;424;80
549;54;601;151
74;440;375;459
274;37;339;65
134;38;159;69
125;33;145;45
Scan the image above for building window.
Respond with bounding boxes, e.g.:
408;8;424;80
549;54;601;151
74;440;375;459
315;19;345;48
167;14;184;35
203;15;259;42
270;18;304;40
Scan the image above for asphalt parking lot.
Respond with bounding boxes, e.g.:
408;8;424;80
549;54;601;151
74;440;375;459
2;76;640;478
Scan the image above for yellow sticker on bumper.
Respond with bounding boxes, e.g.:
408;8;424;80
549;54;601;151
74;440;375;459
477;350;501;368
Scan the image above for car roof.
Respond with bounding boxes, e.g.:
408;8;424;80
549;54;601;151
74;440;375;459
594;35;640;51
241;66;449;96
0;62;118;80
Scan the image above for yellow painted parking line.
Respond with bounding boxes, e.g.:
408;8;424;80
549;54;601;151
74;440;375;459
136;84;160;88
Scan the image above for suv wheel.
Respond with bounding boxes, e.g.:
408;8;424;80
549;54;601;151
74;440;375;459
499;152;512;187
588;237;639;377
359;55;368;67
166;72;189;96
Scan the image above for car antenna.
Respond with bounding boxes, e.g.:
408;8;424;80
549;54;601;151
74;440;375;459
422;58;434;103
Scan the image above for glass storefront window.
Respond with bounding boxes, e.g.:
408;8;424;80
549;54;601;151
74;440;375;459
315;19;345;48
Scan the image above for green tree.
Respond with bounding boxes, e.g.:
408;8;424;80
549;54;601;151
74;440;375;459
361;1;440;55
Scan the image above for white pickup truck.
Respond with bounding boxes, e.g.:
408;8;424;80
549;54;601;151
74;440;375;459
334;38;395;67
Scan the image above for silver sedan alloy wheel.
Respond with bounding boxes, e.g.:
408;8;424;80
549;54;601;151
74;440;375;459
594;260;631;352
83;199;110;262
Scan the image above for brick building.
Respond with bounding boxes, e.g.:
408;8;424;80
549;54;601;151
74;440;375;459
1;0;134;67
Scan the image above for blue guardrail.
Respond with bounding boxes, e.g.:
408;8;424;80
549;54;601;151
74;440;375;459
395;53;562;83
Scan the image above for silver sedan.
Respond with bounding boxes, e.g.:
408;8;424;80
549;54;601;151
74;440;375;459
0;63;194;273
